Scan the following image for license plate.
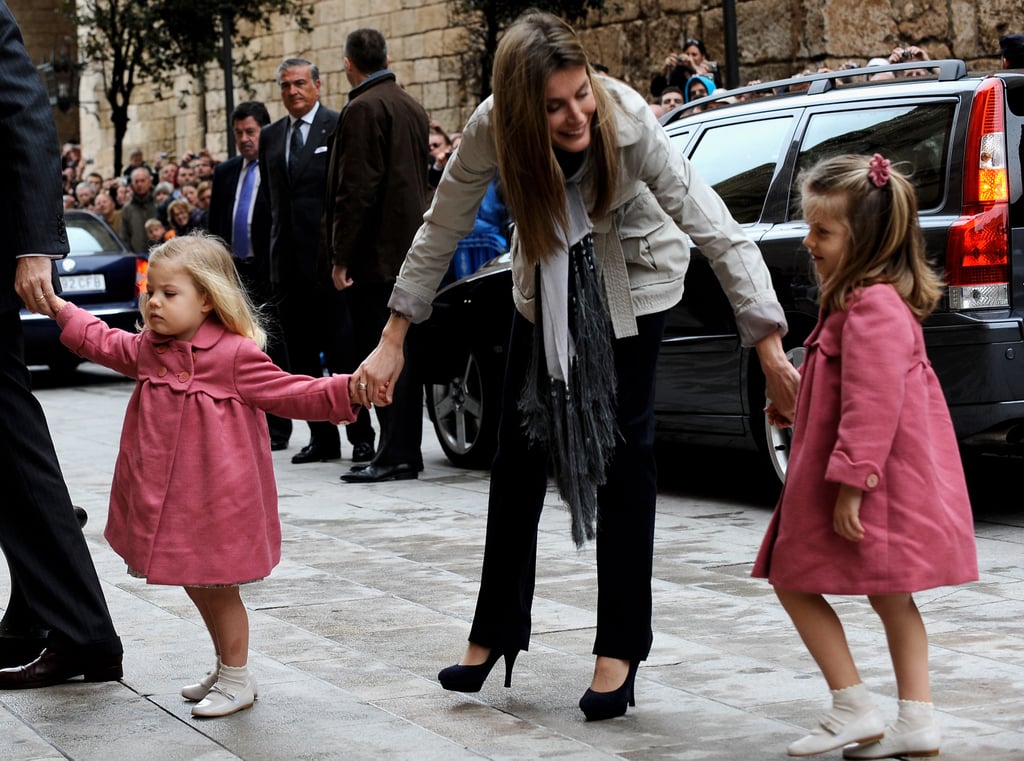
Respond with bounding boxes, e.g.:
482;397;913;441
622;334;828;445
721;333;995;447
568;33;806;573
59;274;106;293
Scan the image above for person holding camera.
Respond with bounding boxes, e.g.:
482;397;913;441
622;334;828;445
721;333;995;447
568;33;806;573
651;36;721;97
888;44;933;78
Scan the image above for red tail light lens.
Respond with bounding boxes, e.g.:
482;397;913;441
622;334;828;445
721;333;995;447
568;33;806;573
135;257;148;301
946;77;1009;308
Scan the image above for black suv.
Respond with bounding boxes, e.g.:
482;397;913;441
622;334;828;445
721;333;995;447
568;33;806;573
415;60;1024;480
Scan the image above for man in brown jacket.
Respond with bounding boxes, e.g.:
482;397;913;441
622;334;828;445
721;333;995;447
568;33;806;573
323;28;429;482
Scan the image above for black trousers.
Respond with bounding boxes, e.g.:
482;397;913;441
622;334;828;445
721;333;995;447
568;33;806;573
346;281;423;468
0;309;121;660
235;258;292;443
278;282;374;449
468;309;666;661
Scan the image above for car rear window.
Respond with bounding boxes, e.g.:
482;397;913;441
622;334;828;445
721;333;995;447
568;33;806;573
790;103;955;216
686;116;793;224
67;215;123;256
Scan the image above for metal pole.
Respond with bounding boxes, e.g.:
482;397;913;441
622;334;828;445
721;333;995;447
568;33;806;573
220;4;236;158
723;0;739;90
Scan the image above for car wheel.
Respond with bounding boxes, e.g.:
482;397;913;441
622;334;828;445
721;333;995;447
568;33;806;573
763;346;806;483
426;350;500;469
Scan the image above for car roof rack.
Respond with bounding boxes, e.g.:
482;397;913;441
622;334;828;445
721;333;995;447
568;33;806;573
662;59;970;125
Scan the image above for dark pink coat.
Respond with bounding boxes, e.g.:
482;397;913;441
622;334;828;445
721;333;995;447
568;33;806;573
58;304;359;586
752;285;977;595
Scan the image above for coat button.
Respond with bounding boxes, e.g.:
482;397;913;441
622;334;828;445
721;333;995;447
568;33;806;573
177;371;190;382
865;473;879;489
155;345;168;354
157;366;168;377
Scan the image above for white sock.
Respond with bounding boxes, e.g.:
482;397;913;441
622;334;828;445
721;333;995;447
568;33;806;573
893;699;934;731
831;683;875;714
217;663;250;688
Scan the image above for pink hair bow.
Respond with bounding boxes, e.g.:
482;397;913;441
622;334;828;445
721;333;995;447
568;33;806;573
868;153;891;187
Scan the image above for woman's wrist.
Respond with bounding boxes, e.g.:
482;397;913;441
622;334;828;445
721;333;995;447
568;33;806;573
381;310;411;344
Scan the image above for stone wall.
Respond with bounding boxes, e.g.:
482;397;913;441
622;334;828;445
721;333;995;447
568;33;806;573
58;0;1024;177
9;0;79;146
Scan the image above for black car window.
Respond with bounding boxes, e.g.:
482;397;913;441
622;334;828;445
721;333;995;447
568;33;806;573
791;103;955;217
687;116;792;224
67;215;122;256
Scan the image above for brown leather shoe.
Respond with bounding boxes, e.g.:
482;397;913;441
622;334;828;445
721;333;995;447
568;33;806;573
0;648;122;689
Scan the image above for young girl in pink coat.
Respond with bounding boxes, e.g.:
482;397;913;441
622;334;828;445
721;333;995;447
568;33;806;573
41;233;362;718
753;154;977;758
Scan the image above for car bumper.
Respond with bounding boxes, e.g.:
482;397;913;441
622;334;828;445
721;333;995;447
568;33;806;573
925;312;1024;448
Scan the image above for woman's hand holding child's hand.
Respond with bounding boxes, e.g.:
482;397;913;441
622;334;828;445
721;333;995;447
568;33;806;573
833;484;865;542
347;375;370;408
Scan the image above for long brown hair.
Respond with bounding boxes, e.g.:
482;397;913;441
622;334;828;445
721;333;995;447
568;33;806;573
491;12;619;266
800;154;942;320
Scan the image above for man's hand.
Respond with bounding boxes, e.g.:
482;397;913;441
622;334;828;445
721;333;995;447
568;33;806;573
332;264;353;291
15;257;60;317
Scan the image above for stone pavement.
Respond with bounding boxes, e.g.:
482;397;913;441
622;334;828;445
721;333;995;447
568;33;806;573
2;364;1022;761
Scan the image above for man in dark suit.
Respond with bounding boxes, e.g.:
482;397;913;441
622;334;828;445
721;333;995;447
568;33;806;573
260;57;374;465
208;100;292;450
0;0;123;688
325;30;428;483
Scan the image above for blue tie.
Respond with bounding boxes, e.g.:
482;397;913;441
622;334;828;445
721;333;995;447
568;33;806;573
232;160;258;259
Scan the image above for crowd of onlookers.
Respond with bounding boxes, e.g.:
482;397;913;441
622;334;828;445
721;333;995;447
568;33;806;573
60;143;215;251
59;123;495;256
645;33;1024;118
645;40;941;118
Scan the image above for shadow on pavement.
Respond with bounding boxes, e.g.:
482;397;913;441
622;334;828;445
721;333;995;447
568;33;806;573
655;441;781;508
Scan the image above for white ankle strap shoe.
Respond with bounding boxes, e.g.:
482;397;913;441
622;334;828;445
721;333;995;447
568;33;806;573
842;722;940;759
788;707;885;757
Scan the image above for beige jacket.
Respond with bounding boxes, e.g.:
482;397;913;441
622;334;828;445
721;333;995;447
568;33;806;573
391;76;786;345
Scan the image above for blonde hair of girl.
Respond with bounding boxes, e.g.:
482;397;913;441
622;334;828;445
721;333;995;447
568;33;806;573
491;11;619;266
800;153;943;321
140;232;267;349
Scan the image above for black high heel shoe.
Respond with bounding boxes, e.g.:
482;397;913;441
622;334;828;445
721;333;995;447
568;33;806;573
578;660;639;721
437;649;518;693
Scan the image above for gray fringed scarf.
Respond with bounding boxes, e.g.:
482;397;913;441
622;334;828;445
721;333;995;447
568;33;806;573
518;175;619;548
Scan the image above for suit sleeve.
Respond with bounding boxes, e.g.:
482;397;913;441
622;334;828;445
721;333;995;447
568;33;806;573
0;3;68;260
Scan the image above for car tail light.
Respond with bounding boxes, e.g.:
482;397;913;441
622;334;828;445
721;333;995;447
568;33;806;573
135;257;148;301
945;77;1009;309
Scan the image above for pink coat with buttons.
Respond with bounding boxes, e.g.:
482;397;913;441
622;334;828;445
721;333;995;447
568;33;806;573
58;304;360;586
752;285;977;595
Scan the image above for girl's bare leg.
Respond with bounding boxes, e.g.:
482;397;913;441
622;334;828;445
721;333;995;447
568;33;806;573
185;586;221;659
868;593;930;702
775;587;861;688
185;587;249;667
